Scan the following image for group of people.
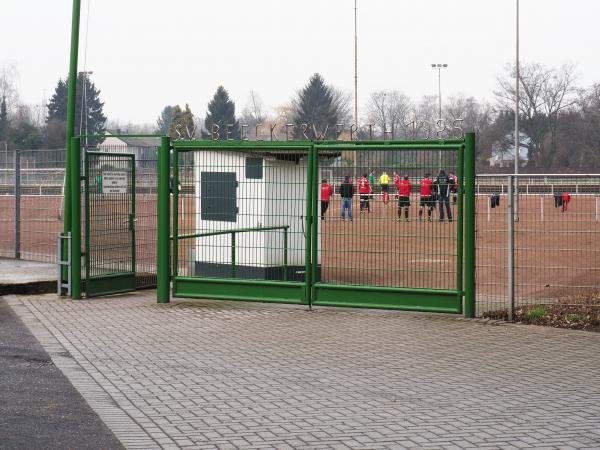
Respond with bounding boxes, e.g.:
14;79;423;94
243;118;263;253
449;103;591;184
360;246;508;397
320;169;458;222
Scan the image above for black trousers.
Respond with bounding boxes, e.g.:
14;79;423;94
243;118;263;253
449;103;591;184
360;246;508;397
321;201;330;218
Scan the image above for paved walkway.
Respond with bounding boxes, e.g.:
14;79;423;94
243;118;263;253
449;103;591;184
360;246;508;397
7;292;600;449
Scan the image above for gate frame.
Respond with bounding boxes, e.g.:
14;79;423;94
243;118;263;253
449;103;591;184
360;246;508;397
160;134;476;316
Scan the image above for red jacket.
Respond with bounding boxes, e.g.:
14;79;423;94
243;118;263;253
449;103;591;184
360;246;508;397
562;192;571;203
321;183;333;202
358;177;371;194
420;178;433;197
397;179;412;197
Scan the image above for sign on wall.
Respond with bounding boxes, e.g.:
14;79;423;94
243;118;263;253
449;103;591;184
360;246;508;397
102;171;128;194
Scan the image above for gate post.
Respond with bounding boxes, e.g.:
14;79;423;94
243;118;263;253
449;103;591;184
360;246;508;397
463;133;476;318
14;149;21;259
157;136;171;303
70;136;82;299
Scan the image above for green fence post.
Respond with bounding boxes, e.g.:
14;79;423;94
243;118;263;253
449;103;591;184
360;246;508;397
456;142;464;310
464;132;476;318
157;136;170;303
70;136;81;299
311;146;319;304
304;146;314;307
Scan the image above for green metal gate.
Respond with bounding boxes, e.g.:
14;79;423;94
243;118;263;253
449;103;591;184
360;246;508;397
162;135;476;315
84;151;136;297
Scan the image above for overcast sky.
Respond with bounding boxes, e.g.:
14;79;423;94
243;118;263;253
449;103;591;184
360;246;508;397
2;0;599;125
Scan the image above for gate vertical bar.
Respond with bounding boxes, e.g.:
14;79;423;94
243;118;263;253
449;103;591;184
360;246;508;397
311;145;319;305
463;133;476;318
14;149;21;259
130;157;136;275
507;175;515;321
304;146;314;307
456;143;464;307
171;148;179;281
70;136;81;299
157;136;170;303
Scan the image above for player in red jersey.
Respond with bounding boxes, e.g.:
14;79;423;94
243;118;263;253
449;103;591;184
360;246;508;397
418;173;435;222
320;179;333;220
358;173;371;213
562;191;571;213
395;175;412;221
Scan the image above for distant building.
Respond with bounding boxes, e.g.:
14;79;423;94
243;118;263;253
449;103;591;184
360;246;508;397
96;132;160;168
488;132;530;168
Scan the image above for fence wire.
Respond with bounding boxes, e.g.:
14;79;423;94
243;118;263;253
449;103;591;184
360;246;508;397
475;175;600;316
317;148;459;290
175;148;310;282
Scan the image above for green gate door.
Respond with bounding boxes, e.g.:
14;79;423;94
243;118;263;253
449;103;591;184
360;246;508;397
84;151;136;297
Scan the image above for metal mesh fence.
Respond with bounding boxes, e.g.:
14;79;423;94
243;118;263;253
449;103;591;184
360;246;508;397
0;148;65;262
475;175;600;316
174;147;310;283
82;143;159;289
317;147;460;290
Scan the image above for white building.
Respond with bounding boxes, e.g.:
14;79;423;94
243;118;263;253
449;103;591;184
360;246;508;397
488;132;530;168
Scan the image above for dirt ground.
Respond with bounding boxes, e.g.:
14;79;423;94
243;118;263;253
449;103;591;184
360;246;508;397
2;194;600;306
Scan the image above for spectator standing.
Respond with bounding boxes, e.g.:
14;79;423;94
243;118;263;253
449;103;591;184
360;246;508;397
320;179;333;220
339;176;354;222
434;169;454;222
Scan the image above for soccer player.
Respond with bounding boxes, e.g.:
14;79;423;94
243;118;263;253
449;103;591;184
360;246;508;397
380;171;391;205
435;169;454;222
449;171;458;204
368;169;375;200
358;173;371;213
395;175;412;221
562;191;571;213
418;173;435;222
320;179;333;220
339;175;354;222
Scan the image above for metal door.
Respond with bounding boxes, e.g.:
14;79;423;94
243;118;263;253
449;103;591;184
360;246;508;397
84;151;136;297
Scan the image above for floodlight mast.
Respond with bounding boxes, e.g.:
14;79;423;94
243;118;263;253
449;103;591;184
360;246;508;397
62;0;82;288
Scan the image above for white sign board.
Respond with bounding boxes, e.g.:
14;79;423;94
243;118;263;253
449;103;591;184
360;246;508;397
102;171;128;194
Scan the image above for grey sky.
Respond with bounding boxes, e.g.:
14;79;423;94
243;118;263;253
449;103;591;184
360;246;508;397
3;0;599;125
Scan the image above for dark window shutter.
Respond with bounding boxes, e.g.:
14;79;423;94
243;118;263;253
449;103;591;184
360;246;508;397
245;157;263;179
201;172;237;222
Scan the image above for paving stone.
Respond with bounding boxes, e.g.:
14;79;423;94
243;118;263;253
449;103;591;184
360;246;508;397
7;293;600;449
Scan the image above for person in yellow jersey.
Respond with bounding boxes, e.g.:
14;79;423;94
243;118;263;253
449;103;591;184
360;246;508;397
380;171;390;205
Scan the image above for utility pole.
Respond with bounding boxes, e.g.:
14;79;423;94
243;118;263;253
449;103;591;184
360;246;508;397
353;0;358;179
62;0;81;290
431;63;448;168
514;0;520;219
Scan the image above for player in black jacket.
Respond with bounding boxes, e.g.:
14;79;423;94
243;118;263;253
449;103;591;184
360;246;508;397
434;169;455;222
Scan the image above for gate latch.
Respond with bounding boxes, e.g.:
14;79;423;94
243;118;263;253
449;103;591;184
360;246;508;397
128;214;137;231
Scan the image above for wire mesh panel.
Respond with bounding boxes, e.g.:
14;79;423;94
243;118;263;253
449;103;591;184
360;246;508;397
312;143;465;312
0;148;66;262
84;151;136;296
475;175;600;316
172;143;312;304
83;141;160;289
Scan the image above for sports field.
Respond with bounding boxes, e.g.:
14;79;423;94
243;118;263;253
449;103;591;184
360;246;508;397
2;193;600;312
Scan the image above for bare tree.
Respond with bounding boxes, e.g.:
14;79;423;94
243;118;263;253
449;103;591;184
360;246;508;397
495;62;577;167
0;62;20;117
366;90;412;138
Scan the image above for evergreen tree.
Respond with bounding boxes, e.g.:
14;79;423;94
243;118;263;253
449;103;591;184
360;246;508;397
45;74;107;145
167;104;195;140
156;105;173;135
202;86;239;140
0;96;8;143
292;73;340;140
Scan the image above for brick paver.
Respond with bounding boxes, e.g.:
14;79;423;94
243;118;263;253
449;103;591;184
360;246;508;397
7;293;600;449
